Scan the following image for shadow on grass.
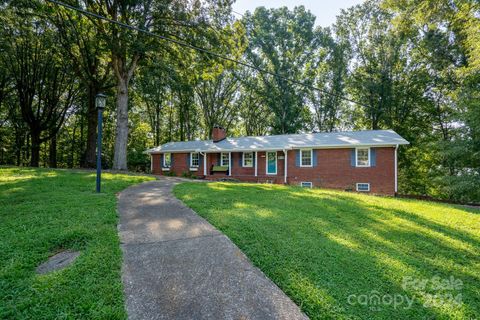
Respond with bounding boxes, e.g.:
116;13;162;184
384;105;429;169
0;168;152;318
175;182;480;320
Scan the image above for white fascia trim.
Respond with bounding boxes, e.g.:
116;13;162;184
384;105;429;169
299;149;313;167
355;147;371;167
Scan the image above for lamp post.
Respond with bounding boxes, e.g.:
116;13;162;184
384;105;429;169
96;93;107;193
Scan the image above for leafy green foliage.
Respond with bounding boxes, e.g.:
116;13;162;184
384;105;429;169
243;6;317;133
175;182;480;319
0;1;479;202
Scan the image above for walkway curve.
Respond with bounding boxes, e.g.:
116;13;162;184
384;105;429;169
117;177;308;320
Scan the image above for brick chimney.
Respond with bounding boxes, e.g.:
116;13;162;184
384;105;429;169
212;126;226;142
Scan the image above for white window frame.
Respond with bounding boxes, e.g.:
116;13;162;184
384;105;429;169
242;152;253;167
355;147;371;167
356;183;370;192
300;149;313;167
300;181;313;188
220;152;229;167
266;151;277;175
163;153;171;168
190;152;199;167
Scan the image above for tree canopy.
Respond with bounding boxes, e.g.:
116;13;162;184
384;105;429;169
0;0;479;202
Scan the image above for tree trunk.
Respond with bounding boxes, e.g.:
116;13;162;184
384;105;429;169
15;129;22;166
30;130;41;167
155;106;160;146
69;124;77;168
112;77;129;170
82;84;98;168
49;132;57;168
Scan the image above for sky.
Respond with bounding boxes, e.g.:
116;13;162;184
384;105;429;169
232;0;365;27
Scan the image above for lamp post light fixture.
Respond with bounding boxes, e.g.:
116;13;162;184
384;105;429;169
95;93;107;193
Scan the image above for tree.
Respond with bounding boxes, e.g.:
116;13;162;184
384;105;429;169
1;10;77;166
49;6;112;168
308;27;349;132
385;0;480;201
83;0;238;169
195;71;240;138
243;6;316;134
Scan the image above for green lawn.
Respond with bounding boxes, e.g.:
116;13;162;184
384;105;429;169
174;182;480;320
0;167;154;319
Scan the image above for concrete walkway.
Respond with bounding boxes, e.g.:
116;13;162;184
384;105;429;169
117;178;307;320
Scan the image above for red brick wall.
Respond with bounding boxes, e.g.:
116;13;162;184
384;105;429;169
286;147;395;194
151;153;203;177
151;154;161;174
151;147;395;195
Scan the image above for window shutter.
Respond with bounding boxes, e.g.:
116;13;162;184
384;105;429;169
199;154;203;167
313;150;317;167
171;154;174;166
351;149;356;167
160;154;163;167
295;150;300;166
253;152;256;166
186;154;190;167
239;153;243;167
371;148;376;167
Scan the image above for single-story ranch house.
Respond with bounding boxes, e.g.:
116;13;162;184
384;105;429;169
146;127;409;195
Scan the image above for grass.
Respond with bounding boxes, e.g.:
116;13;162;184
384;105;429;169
174;182;480;320
0;167;154;319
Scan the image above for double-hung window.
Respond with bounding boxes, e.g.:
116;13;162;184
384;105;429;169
300;149;313;167
242;152;253;167
163;153;171;167
190;152;199;167
356;148;370;167
221;152;229;167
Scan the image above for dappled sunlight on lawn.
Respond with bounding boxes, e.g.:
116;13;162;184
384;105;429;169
0;167;154;318
174;182;480;319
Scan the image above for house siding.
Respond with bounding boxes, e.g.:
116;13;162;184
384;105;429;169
151;147;395;195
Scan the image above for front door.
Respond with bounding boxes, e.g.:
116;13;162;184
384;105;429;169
266;151;277;175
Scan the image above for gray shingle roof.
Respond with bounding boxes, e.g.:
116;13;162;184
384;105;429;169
146;130;409;153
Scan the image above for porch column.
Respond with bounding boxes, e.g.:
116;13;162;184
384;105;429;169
203;153;207;176
255;151;258;177
150;154;153;173
394;145;398;194
284;149;287;184
229;152;232;176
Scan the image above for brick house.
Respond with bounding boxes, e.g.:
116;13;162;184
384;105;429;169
146;127;409;195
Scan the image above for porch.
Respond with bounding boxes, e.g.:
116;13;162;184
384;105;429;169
201;151;287;183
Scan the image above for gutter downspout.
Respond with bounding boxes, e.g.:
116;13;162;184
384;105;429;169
283;149;288;184
229;152;232;176
394;144;398;195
